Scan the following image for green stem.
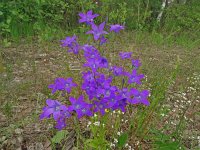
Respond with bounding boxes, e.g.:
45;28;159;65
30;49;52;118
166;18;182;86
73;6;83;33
74;116;81;148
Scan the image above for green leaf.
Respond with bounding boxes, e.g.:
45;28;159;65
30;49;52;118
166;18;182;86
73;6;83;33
51;130;68;144
85;139;99;148
118;132;128;148
154;141;182;150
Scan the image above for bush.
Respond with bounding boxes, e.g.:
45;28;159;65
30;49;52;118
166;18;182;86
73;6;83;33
164;0;200;38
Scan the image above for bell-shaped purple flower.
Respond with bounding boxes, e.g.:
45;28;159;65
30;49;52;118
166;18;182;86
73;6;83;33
40;99;69;121
60;35;77;47
128;88;150;106
119;52;132;59
68;43;81;55
86;22;108;41
132;59;141;69
55;115;66;130
48;78;77;94
100;36;107;45
94;99;109;115
127;70;144;85
79;10;99;25
110;66;125;76
68;95;93;119
112;97;127;112
82;44;100;59
110;24;124;33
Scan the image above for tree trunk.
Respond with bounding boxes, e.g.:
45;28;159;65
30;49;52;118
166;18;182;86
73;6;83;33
157;0;167;22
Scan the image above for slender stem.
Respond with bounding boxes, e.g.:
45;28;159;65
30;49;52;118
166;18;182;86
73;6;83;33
74;116;80;148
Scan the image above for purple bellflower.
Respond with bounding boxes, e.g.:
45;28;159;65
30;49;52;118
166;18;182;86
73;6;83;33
54;108;71;130
40;99;69;120
82;45;100;59
79;10;99;25
84;56;108;72
110;24;125;33
127;70;144;85
55;116;67;130
48;77;77;94
110;66;124;76
128;88;150;106
100;36;107;45
112;97;127;112
69;95;93;119
60;35;81;55
94;99;109;115
60;35;77;47
86;22;108;41
68;43;81;55
132;59;141;69
119;52;132;59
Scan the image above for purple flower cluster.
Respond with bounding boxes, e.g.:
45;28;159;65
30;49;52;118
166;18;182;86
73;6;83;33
60;35;81;54
40;10;150;130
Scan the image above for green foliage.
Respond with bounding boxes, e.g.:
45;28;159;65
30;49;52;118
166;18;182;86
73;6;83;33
1;0;200;43
84;115;109;149
0;0;80;39
117;132;128;148
2;102;13;118
51;130;68;144
164;0;200;39
149;129;186;150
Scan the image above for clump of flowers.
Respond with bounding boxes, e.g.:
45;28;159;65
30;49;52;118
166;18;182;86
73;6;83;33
40;10;150;130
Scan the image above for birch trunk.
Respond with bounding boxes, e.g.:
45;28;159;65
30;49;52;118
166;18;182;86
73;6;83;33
157;0;167;22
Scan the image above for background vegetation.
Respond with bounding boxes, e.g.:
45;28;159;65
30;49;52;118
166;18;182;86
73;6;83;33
1;0;200;44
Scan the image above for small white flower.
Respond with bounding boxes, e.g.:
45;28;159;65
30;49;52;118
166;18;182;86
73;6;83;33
117;132;121;136
93;121;100;126
110;143;115;148
128;145;133;150
136;141;140;145
114;138;118;143
161;113;165;117
87;121;91;127
174;104;178;108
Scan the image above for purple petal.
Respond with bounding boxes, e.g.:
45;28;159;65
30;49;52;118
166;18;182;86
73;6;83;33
130;88;139;95
69;97;76;104
53;111;61;120
99;22;105;31
86;30;93;34
93;14;99;18
142;90;150;97
79;12;85;17
79;19;85;23
91;23;98;31
87;10;93;15
142;99;150;106
46;99;55;106
41;108;54;119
